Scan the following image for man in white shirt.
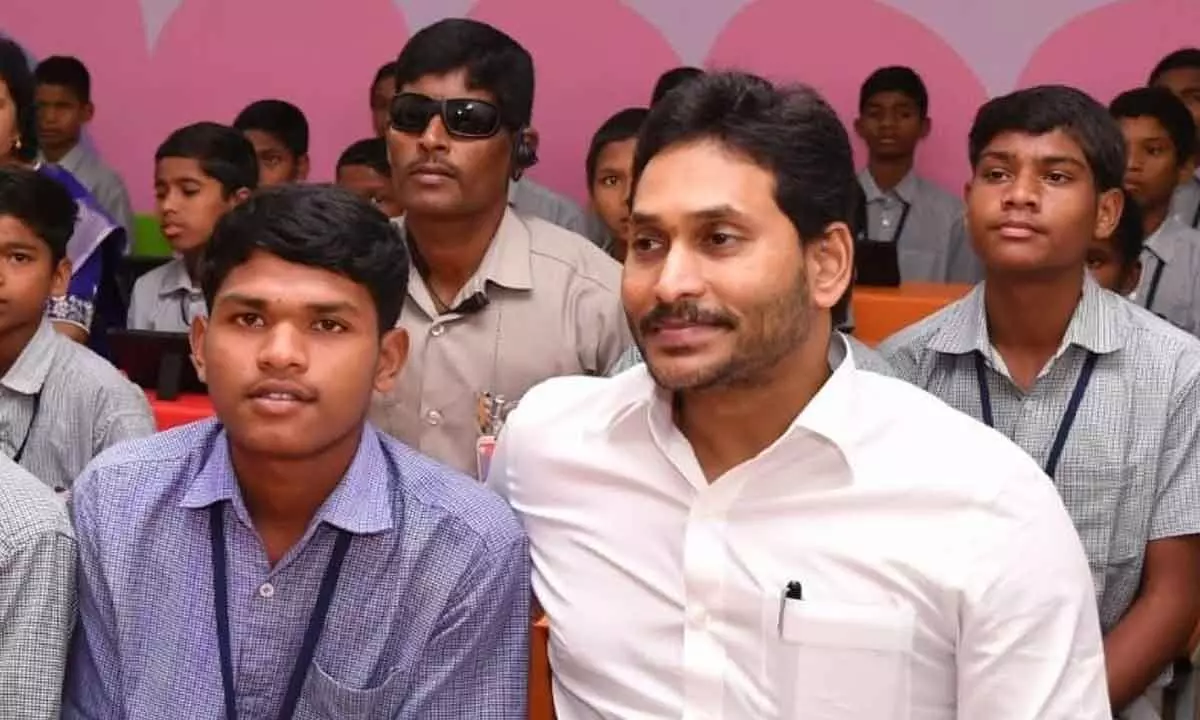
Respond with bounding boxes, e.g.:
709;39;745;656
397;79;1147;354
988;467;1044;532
489;71;1110;719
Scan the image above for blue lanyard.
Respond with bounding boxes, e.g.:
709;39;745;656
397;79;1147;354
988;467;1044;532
973;351;1098;479
12;391;40;464
209;504;352;720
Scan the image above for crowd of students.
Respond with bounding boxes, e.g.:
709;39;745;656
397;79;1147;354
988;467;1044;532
0;13;1199;720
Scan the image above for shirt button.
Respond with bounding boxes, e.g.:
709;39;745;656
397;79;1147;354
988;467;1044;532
258;582;275;599
430;323;446;337
425;410;443;426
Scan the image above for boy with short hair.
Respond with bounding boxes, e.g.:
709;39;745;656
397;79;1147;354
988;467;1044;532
1149;48;1200;228
65;184;529;718
585;107;647;261
232;99;310;188
881;85;1200;717
1087;190;1144;297
335;137;401;218
34;55;133;234
369;61;398;139
1110;87;1200;335
0;166;152;491
128;122;257;332
854;65;978;282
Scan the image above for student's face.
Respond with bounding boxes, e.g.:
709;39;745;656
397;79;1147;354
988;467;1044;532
589;137;637;258
0;78;20;164
35;84;91;154
1119;115;1193;211
154;157;242;255
0;215;70;336
191;251;407;461
854;91;929;161
337;164;402;218
966;130;1122;278
1086;234;1141;296
625;139;851;392
387;69;514;220
243;129;306;188
371;75;397;139
1154;68;1200;149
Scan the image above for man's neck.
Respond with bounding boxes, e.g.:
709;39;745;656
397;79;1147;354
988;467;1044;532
675;328;832;483
867;156;915;193
1142;202;1171;238
40;140;78;164
983;271;1084;389
0;320;41;378
405;203;507;302
229;427;363;565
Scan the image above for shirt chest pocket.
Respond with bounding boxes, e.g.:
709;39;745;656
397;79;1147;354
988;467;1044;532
293;661;406;720
765;599;914;720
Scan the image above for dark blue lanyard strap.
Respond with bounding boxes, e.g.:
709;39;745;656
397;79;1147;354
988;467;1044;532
892;199;912;246
1144;258;1167;313
12;391;40;464
209;504;353;720
974;351;1099;479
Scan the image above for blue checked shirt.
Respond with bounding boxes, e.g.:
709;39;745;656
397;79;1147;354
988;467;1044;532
63;420;530;719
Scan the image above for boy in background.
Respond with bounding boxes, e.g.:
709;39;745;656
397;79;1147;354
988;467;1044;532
585;107;647;261
854;65;977;282
1110;87;1200;335
1149;48;1200;228
0;167;151;490
34;55;133;235
233;99;309;188
335;137;401;218
128;122;257;332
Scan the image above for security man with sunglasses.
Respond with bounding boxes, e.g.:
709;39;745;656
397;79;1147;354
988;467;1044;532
372;18;629;479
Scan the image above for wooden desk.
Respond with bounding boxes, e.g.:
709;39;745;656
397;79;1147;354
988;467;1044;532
530;617;554;720
147;392;215;430
851;282;972;346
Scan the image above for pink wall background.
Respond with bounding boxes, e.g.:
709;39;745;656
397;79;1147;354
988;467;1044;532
4;0;1199;212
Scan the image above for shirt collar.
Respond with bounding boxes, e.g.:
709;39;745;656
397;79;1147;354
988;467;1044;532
927;273;1127;357
180;424;395;536
858;169;919;204
1144;214;1185;265
1;320;59;395
157;258;199;297
614;333;860;469
475;207;534;291
38;143;86;175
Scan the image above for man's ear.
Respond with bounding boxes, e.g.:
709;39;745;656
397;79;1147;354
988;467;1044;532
189;315;209;383
296;154;311;182
806;221;855;313
229;187;252;207
81;102;95;124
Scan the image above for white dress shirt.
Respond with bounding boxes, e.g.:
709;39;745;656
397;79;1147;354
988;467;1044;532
489;336;1110;720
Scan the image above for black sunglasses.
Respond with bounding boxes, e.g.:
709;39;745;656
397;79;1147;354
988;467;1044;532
389;92;503;139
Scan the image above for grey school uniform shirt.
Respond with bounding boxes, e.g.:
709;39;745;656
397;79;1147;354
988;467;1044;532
1133;214;1200;337
859;170;982;283
127;257;207;333
879;275;1200;632
1;320;154;489
510;178;608;246
1170;174;1200;229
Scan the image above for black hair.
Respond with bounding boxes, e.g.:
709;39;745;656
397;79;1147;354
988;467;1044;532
1149;48;1200;86
1112;189;1145;267
155;122;259;196
968;85;1126;193
34;55;90;104
202;184;408;333
859;65;929;117
233;99;309;157
337;137;390;177
586;107;648;187
0;38;38;162
651;66;705;106
0;165;77;264
373;61;397;90
1109;86;1197;166
636;71;857;244
394;19;534;130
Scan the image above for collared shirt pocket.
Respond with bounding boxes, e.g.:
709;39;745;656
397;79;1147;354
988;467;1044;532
294;660;406;720
766;598;914;720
